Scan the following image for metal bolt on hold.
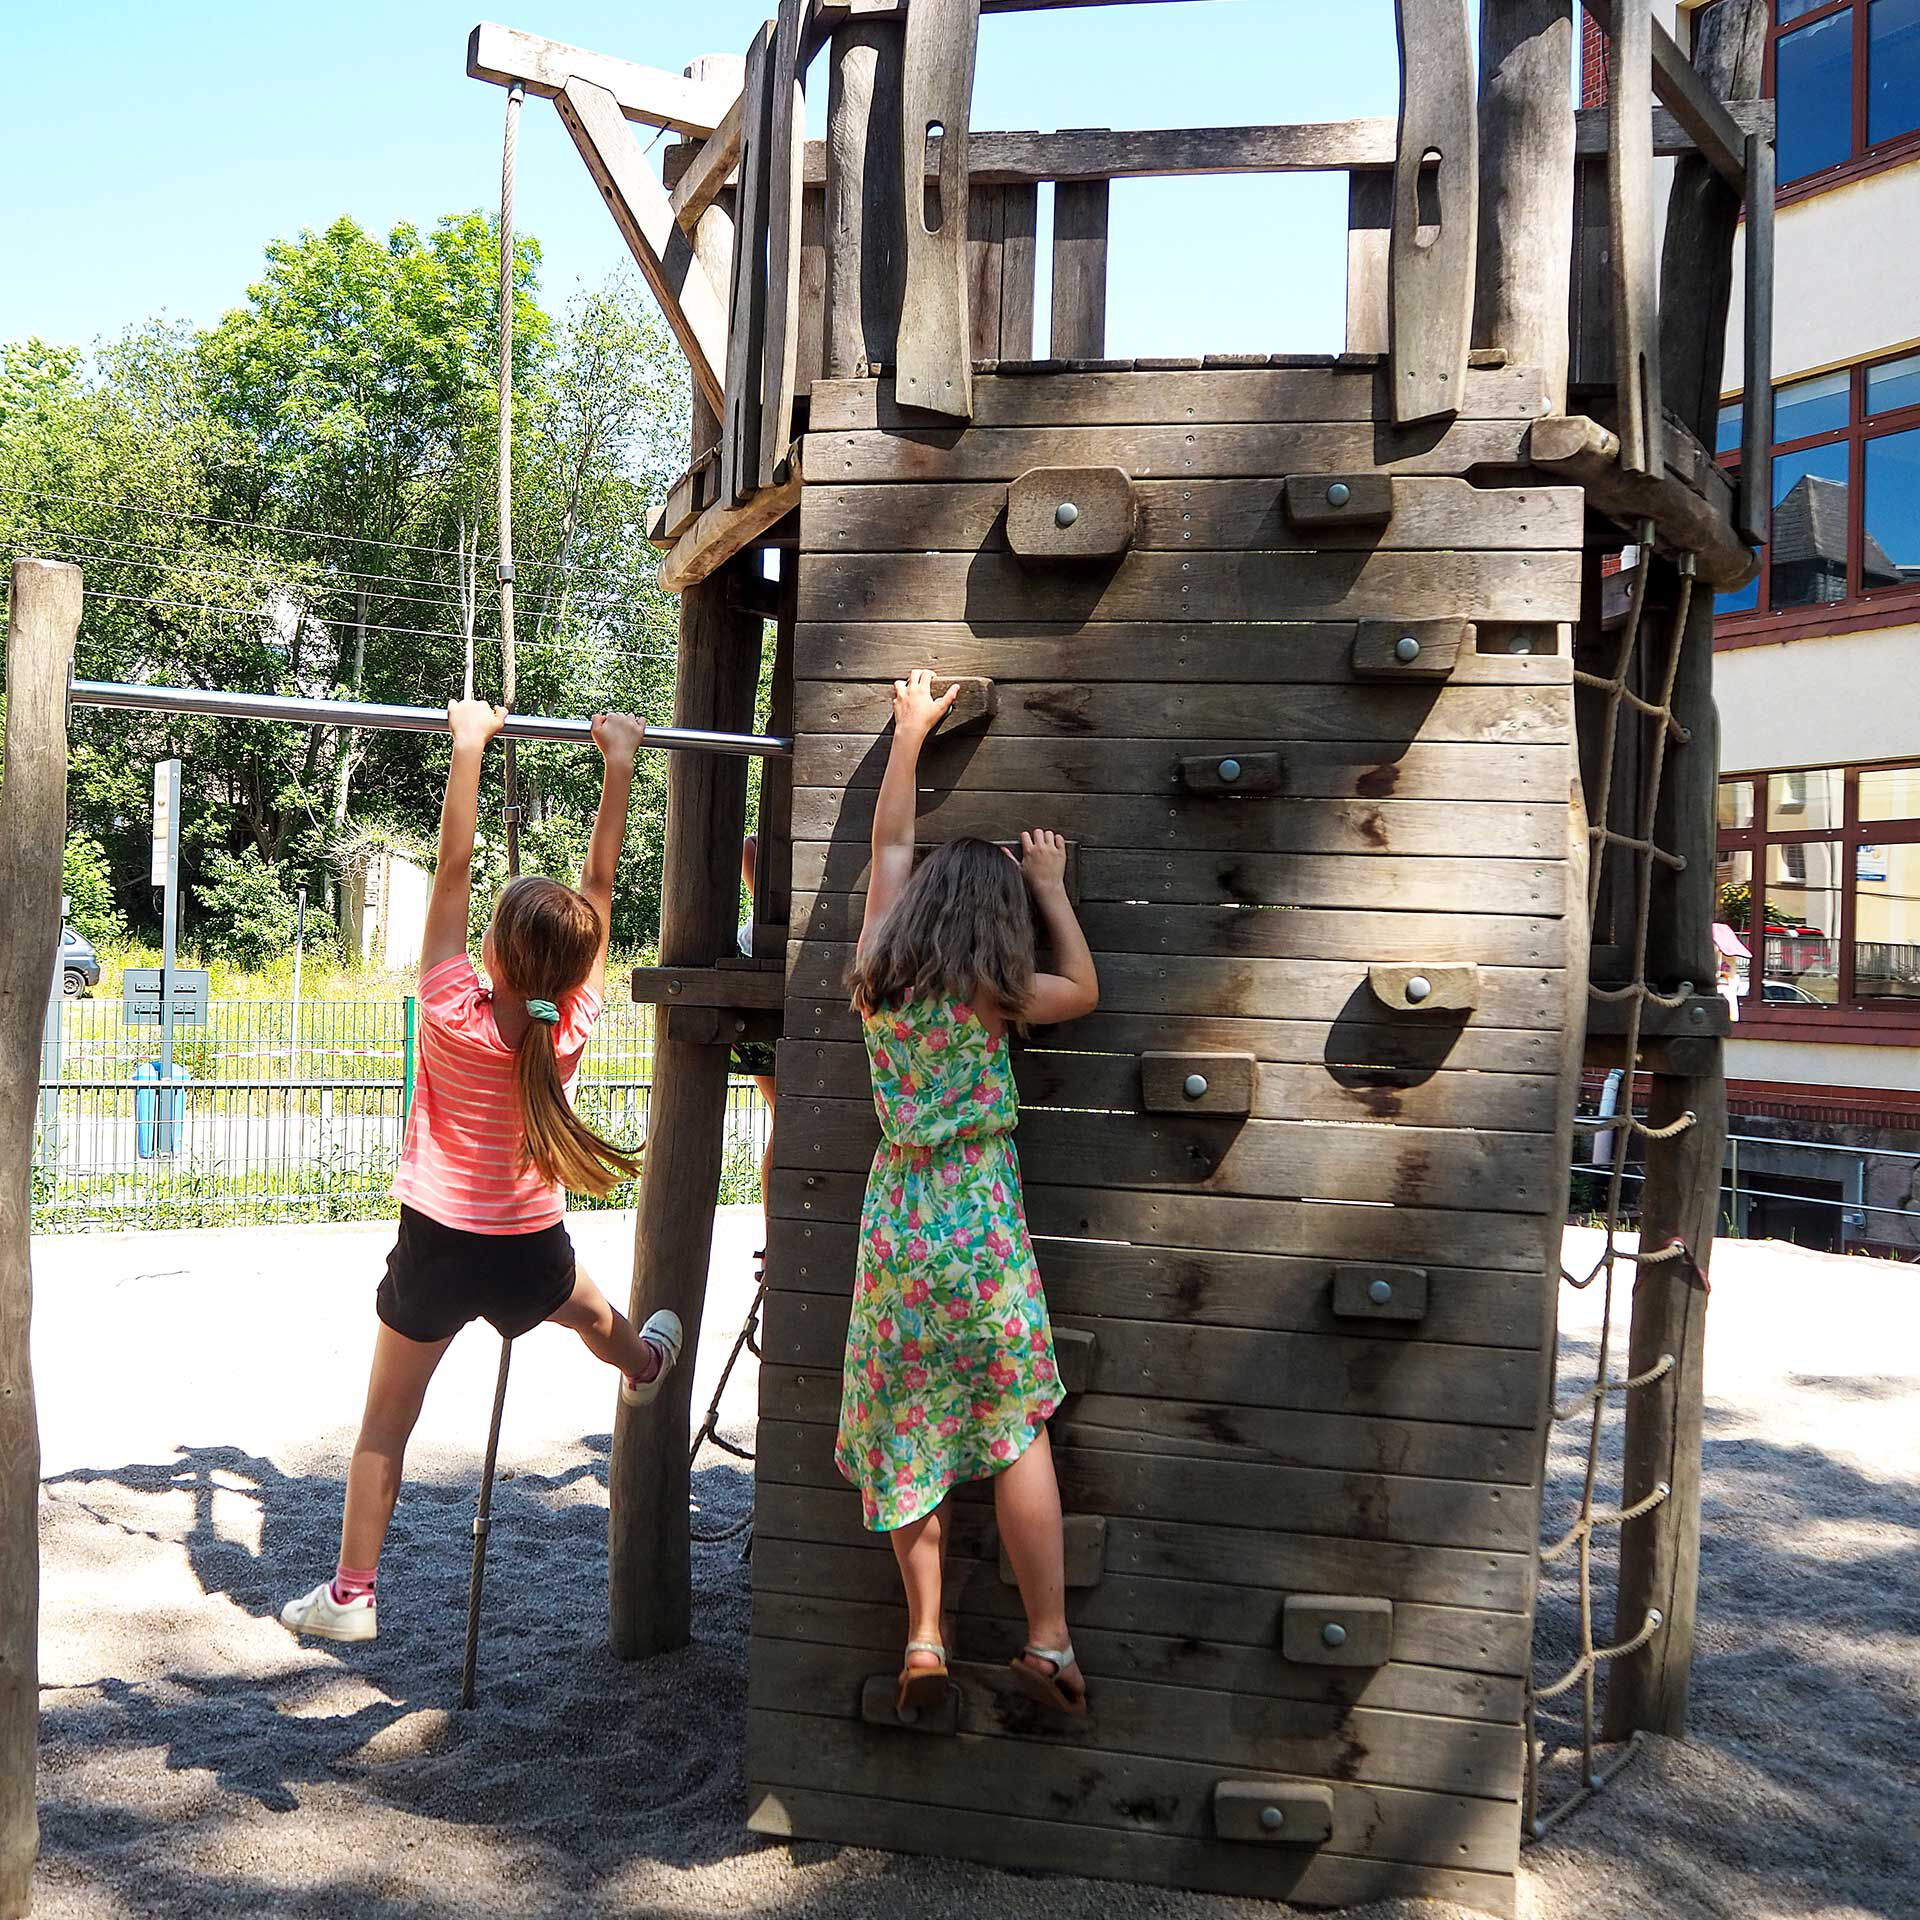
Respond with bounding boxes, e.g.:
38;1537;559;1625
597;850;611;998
1368;1279;1393;1305
1509;633;1531;654
1259;1806;1286;1833
1405;975;1432;1003
1326;481;1351;507
1321;1621;1348;1648
1394;634;1422;663
1218;757;1242;782
1055;501;1080;528
1184;1074;1210;1100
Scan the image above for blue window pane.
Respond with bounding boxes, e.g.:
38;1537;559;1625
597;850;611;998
1867;351;1920;415
1778;0;1833;20
1870;0;1920;146
1716;577;1761;615
1716;399;1745;454
1770;442;1852;608
1863;427;1920;588
1777;13;1856;181
1774;369;1851;441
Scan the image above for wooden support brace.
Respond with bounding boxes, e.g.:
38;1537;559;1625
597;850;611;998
1580;0;1750;190
554;76;730;415
660;461;804;594
659;1005;783;1047
468;23;736;133
649;449;722;545
633;966;787;1011
669;96;745;230
1281;1595;1395;1668
1738;129;1774;549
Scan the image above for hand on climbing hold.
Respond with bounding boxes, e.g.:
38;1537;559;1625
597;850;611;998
448;699;508;751
1020;829;1069;896
591;711;647;768
891;668;960;739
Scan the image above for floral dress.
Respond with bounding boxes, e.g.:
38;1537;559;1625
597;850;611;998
835;994;1059;1532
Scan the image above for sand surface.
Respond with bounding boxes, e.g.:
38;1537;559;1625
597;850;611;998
24;1212;1919;1920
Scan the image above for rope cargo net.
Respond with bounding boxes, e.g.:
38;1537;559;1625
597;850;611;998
1525;525;1703;1837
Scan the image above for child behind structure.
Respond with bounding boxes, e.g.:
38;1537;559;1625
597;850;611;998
838;670;1101;1716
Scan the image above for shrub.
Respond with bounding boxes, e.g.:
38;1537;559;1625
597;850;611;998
63;833;127;944
192;847;300;970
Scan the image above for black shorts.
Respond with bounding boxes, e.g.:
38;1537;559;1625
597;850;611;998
376;1206;578;1343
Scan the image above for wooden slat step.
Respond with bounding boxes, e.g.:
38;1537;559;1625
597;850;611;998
632;965;785;1010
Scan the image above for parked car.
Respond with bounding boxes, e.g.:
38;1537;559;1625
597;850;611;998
60;926;100;998
1761;977;1823;1005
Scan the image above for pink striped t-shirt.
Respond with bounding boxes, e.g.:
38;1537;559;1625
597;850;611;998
391;954;604;1234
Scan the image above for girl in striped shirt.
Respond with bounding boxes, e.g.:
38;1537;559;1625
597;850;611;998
282;699;680;1643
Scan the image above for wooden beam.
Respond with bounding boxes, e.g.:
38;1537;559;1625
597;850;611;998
553;76;729;415
1050;178;1110;358
822;18;907;377
1606;0;1663;477
722;24;777;507
1580;0;1748;191
468;23;734;134
1738;128;1774;548
792;103;1769;187
1;559;82;1919
660;458;805;594
761;0;812;476
668;93;745;229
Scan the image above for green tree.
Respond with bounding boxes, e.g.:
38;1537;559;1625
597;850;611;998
193;847;300;969
62;834;126;944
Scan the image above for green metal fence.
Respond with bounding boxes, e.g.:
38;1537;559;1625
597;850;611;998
30;996;769;1232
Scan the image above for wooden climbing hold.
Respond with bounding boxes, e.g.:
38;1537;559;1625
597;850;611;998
1368;962;1480;1012
1330;1263;1430;1323
1282;1595;1395;1668
1283;473;1395;529
1051;1325;1097;1395
1350;617;1468;680
1177;752;1282;796
1212;1781;1335;1846
931;675;997;733
1140;1052;1256;1117
1006;466;1137;558
858;1673;959;1735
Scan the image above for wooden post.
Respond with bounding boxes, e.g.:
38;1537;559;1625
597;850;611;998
2;559;81;1920
608;69;766;1661
823;20;906;378
1049;178;1110;358
1473;0;1573;407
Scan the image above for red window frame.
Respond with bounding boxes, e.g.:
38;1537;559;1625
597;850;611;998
1717;758;1920;1018
1713;346;1920;644
1766;0;1920;199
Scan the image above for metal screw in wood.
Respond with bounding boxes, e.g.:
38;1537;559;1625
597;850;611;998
1259;1806;1286;1832
1321;1621;1348;1647
1394;634;1422;662
1368;1279;1393;1304
1326;481;1351;506
1054;500;1079;527
1217;757;1241;782
1183;1074;1209;1099
1404;975;1432;1002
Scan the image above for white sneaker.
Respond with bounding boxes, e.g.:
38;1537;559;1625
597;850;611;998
280;1580;377;1643
620;1310;685;1407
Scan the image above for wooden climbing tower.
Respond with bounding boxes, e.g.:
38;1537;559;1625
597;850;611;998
468;2;1774;1911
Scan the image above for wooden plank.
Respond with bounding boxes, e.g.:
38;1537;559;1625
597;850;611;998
964;183;1004;360
468;23;734;133
1389;0;1479;422
722;25;776;506
789;104;1775;187
895;0;982;417
552;77;729;415
769;1166;1548;1274
748;1636;1523;1798
797;545;1580;625
808;365;1553;430
660;465;803;595
1050;177;1110;357
753;1534;1534;1673
1738;129;1774;549
742;1779;1516;1912
749;1705;1517;1867
760;0;810;490
669;93;744;229
650;449;720;545
755;1481;1532;1611
759;1410;1533;1551
1473;1;1575;408
762;1361;1537;1492
1581;0;1750;189
632;965;787;1011
762;1598;1519;1733
0;559;81;1917
1347;171;1394;355
998;182;1037;357
1607;0;1663;477
810;417;1542;483
776;1031;1563;1131
802;474;1577;553
822;19;906;377
795;184;828;394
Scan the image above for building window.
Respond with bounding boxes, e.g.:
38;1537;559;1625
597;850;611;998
1714;347;1920;623
1768;0;1920;186
1717;759;1920;1012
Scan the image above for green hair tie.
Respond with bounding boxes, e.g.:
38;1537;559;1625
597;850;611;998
526;998;560;1026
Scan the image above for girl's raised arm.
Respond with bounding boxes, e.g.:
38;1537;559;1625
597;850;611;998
420;699;506;976
1019;828;1100;1024
581;712;646;991
859;669;959;954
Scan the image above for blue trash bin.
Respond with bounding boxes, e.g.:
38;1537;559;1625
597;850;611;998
135;1061;191;1158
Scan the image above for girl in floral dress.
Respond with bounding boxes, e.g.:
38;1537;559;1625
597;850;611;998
840;670;1101;1718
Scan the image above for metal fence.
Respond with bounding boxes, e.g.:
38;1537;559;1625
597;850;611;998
30;996;770;1233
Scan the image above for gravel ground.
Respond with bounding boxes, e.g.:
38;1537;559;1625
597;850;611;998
24;1212;1919;1920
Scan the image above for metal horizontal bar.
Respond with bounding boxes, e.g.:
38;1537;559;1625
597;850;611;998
69;679;791;760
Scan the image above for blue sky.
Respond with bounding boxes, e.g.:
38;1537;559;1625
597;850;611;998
7;0;1403;360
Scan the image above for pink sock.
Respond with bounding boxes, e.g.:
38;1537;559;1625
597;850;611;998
331;1563;377;1606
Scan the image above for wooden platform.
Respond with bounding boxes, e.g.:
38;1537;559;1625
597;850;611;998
745;364;1581;1915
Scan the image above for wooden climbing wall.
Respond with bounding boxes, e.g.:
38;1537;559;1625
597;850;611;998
747;357;1585;1916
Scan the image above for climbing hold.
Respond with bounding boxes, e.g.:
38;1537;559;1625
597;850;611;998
1368;1279;1393;1305
1183;1074;1210;1100
1325;481;1351;507
1055;500;1080;528
1394;634;1422;663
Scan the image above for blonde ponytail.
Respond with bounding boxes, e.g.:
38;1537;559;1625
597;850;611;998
513;1022;642;1196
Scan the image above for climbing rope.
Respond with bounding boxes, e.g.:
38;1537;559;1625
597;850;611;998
1525;536;1708;1834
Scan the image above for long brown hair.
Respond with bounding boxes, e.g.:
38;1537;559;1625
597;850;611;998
488;876;642;1196
846;837;1036;1020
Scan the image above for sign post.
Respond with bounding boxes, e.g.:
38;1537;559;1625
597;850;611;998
152;760;182;1154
